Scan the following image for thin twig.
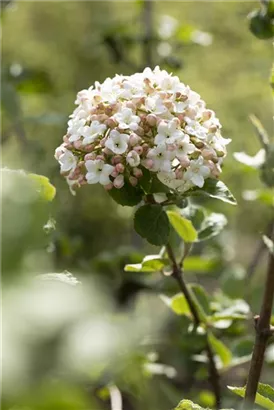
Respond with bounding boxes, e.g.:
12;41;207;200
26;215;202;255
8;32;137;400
243;224;274;409
166;243;222;409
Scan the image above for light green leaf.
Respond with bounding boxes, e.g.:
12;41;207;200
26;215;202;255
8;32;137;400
228;384;274;410
167;210;197;242
170;293;191;316
174;399;205;410
189;284;211;316
124;254;169;272
29;174;56;201
263;235;274;255
197;213;227;242
189;179;237;205
208;333;232;367
234;149;266;168
134;204;170;246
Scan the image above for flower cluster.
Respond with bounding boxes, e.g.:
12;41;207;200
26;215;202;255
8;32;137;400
55;66;230;196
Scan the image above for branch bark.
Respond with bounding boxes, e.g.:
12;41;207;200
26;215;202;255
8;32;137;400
243;227;274;409
166;243;222;409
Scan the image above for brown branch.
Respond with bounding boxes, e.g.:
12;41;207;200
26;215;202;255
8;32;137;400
166;243;222;409
243;229;274;409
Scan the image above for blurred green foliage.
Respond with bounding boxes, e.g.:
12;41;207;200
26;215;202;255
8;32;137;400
1;1;273;410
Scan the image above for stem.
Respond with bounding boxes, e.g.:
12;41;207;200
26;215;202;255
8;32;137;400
142;0;153;68
166;243;222;409
243;243;274;409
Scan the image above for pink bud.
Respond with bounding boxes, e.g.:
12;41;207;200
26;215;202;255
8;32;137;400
201;148;216;161
98;114;108;122
175;169;183;179
142;144;149;154
135;126;144;136
84;153;96;161
146;114;157;127
111;170;119;178
113;175;124;189
96;155;105;161
84;144;94;152
103;147;112;155
167;144;176;151
133;168;143;178
74;140;83;149
63;135;69;143
90;114;98;121
180;156;190;168
129;133;141;147
115;163;125;173
134;145;143;155
100;137;106;147
129;176;138;187
143;159;154;169
112;155;123;165
104;183;113;191
126;101;135;110
105;118;117;129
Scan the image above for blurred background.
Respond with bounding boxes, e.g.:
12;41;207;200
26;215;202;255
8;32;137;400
1;1;273;410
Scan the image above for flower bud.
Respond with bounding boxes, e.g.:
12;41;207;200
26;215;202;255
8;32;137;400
113;174;124;189
129;133;141;147
142;159;154;169
105;118;117;129
104;182;113;190
74;140;83;149
127;151;140;167
180;156;190;168
133;168;143;178
112;155;123;165
146;114;157;126
103;147;112;155
129;176;138;186
134;145;143;155
111;170;119;178
84;153;96;161
115;163;125;173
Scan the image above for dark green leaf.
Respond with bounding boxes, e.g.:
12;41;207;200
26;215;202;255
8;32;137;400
167;210;197;242
108;181;143;206
134;204;170;245
248;9;274;40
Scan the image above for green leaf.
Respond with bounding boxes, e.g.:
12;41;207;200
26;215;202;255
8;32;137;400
174;399;205;410
208;333;232;367
170;293;191;316
134;204;170;246
228;384;274;410
234;149;266;168
189;284;211;316
248;8;274;40
189;179;237;205
184;256;219;273
197;213;227;242
124;254;169;272
242;189;274;206
167;210;197;242
263;235;274;255
108;181;143;206
29;174;56;201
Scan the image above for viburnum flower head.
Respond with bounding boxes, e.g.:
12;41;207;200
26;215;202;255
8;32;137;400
55;66;230;197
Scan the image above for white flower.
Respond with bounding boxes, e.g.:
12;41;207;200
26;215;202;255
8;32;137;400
145;95;169;116
58;150;77;173
126;150;140;167
174;135;195;160
147;144;175;172
67;118;86;142
82;121;106;145
105;129;129;154
157;171;183;189
184;158;210;188
155;119;184;145
113;108;140;131
185;120;208;140
85;159;114;185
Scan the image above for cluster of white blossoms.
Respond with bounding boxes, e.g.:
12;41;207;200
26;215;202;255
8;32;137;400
55;66;230;195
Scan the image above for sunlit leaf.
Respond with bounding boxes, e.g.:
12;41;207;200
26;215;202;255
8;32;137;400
228;384;274;410
124;254;169;272
167;210;197;242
